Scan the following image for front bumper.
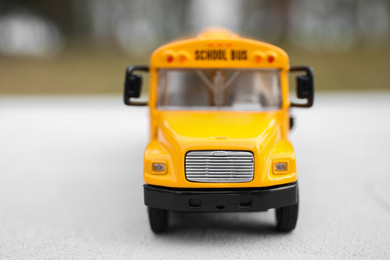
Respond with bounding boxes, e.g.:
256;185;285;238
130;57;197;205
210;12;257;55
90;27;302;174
144;182;298;212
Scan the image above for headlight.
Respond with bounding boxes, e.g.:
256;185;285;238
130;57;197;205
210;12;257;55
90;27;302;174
152;162;166;174
273;161;288;174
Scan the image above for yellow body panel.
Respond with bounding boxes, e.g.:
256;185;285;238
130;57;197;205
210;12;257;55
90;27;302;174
144;28;296;188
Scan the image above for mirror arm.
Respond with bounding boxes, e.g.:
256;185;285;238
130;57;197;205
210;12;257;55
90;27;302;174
126;65;149;75
124;65;150;106
290;65;314;108
290;66;313;78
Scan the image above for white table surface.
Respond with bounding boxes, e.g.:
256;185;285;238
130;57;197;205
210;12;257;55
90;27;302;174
1;93;389;259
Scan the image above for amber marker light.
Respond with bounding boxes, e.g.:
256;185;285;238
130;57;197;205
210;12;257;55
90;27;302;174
253;51;265;64
178;51;189;63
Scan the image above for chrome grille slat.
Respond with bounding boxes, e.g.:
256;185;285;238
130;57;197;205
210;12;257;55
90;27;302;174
187;174;252;176
185;150;254;183
187;171;253;175
185;165;254;167
186;156;253;158
186;168;254;171
186;157;253;159
186;169;253;172
186;156;252;158
186;159;251;163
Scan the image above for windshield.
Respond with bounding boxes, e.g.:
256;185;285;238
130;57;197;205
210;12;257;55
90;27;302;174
157;69;281;111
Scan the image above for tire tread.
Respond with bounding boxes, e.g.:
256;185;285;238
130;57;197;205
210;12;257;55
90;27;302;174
148;207;169;234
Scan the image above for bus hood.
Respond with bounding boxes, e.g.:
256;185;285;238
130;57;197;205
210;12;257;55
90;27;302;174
157;111;283;151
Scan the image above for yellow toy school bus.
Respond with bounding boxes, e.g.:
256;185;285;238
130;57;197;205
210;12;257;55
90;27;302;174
123;28;314;233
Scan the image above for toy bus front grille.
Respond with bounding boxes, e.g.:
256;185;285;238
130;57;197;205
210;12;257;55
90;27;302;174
185;151;254;183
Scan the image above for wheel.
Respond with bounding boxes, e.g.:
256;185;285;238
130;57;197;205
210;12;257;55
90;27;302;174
275;202;299;232
148;207;169;234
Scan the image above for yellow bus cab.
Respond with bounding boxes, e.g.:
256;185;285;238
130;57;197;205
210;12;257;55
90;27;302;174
123;28;314;233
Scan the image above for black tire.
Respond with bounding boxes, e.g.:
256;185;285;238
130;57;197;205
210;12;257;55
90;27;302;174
275;202;299;232
148;207;169;234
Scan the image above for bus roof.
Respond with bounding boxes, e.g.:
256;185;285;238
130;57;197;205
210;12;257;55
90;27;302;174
196;27;239;39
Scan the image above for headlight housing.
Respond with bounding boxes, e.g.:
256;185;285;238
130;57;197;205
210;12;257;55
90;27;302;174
273;161;288;174
152;162;166;174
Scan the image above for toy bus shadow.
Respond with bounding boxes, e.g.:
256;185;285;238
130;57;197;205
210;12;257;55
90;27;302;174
166;211;284;235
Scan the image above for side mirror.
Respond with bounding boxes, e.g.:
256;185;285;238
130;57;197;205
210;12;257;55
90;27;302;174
290;66;314;108
125;74;142;98
124;66;149;106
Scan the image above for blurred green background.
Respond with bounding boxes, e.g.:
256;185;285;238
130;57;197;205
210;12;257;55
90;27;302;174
0;0;389;95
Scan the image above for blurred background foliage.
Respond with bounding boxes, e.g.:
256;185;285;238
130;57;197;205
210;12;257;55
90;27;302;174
0;0;389;94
